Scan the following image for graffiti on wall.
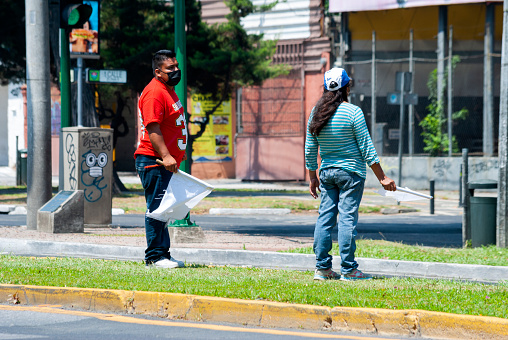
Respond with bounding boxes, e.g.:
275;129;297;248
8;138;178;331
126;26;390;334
80;133;111;202
81;150;108;202
82;132;112;151
432;159;453;177
65;133;77;190
470;159;499;175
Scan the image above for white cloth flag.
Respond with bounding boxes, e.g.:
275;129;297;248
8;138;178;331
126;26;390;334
376;186;433;202
146;170;214;222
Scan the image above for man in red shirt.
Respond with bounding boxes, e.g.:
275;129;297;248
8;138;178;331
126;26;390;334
134;50;188;268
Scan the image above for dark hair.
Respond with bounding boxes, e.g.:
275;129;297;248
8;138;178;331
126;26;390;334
309;84;349;136
152;50;176;73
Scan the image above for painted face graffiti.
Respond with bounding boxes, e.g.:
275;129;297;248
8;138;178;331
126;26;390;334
81;150;108;203
85;152;108;178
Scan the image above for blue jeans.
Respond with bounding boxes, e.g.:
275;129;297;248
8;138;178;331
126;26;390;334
313;168;365;274
135;155;173;264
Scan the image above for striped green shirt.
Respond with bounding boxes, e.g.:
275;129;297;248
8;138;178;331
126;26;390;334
305;102;379;179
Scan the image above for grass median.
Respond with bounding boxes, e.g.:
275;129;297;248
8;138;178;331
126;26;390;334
285;239;508;267
1;254;507;319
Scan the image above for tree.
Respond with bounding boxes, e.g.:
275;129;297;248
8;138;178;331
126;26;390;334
186;0;289;166
419;56;468;156
99;0;288;169
0;1;26;85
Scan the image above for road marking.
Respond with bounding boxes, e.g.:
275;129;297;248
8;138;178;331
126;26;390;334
0;305;399;339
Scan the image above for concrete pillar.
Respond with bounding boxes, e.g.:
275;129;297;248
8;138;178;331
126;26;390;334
25;0;52;230
437;6;447;107
497;0;508;248
62;127;113;226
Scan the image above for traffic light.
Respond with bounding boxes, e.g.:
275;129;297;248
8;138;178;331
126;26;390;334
60;0;92;29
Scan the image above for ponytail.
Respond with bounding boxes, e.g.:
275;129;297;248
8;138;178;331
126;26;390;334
309;86;349;136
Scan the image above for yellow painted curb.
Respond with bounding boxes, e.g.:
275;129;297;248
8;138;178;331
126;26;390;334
1;284;507;339
332;307;508;339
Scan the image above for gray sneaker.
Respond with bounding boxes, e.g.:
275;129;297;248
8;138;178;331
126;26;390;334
314;268;340;280
340;269;372;281
148;257;185;269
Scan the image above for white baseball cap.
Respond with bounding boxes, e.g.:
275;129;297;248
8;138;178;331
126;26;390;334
324;68;351;91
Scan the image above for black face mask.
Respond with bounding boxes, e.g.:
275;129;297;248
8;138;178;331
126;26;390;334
159;69;181;86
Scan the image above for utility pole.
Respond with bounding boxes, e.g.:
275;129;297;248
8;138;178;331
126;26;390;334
408;29;414;157
25;0;53;230
371;31;376;145
397;73;405;187
59;27;71;190
437;6;447;108
497;0;508;248
448;25;453;157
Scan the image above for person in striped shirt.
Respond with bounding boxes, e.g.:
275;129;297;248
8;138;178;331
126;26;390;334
305;67;396;281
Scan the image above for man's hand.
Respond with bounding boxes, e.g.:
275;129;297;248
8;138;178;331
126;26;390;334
182;153;187;161
162;155;179;173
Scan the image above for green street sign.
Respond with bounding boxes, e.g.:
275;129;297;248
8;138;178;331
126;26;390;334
86;69;127;84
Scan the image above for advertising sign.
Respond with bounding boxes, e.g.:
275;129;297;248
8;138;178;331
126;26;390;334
189;94;233;162
69;0;100;59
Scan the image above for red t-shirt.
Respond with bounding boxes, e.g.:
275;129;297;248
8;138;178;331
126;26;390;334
134;78;187;166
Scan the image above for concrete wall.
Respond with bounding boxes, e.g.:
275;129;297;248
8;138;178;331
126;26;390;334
365;156;498;190
6;84;25;168
236;136;305;180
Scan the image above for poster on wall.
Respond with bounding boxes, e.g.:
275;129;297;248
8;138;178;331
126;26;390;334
189;94;232;162
69;0;100;59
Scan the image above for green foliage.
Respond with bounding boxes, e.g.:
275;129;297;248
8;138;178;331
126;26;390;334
98;0;288;157
419;56;468;156
99;0;287;97
189;0;289;100
0;1;26;84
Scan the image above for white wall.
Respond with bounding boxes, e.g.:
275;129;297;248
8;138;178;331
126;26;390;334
7;83;25;167
0;85;9;166
365;156;498;190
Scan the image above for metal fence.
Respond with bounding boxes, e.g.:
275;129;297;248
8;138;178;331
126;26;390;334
345;50;501;157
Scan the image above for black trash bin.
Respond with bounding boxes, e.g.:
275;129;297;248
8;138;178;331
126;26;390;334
468;180;497;247
16;149;27;186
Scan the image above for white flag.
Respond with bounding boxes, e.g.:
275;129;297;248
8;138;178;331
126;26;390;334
376;186;433;203
146;170;214;222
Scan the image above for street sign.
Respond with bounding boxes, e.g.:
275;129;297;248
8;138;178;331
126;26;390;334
387;93;418;105
86;69;127;83
387;92;400;105
396;72;412;92
405;93;418;105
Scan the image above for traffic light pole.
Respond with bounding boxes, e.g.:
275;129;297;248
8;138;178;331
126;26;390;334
170;0;197;228
77;57;84;126
59;28;72;190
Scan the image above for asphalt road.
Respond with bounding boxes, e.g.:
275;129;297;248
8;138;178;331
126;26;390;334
1;213;462;247
0;306;406;340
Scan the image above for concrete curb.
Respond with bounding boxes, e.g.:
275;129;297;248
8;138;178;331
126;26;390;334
208;208;291;215
1;284;507;339
1;238;507;283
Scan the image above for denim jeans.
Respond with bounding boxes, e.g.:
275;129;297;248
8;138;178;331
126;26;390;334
135;155;173;264
313;167;365;274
